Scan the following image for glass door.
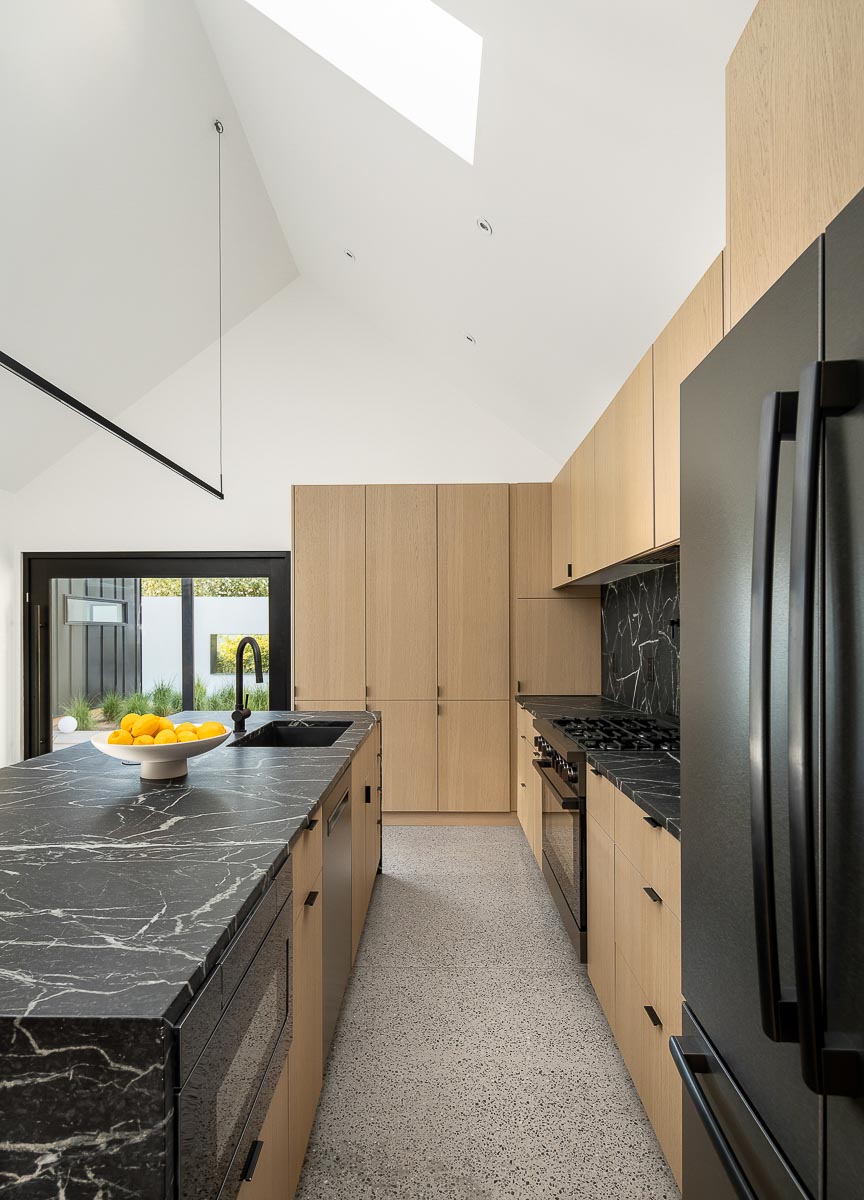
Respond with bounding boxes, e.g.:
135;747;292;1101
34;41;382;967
24;553;289;758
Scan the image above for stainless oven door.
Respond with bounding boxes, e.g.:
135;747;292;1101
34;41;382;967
535;761;586;955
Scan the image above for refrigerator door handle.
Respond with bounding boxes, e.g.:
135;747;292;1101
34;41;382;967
788;358;862;1096
749;390;799;1044
670;1036;759;1200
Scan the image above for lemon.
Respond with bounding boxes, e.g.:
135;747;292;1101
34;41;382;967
120;713;139;733
157;717;174;732
176;730;197;743
196;721;226;739
154;729;178;744
133;734;155;745
131;714;160;739
108;728;133;746
175;722;196;734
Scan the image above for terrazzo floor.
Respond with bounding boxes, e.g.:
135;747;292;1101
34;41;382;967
295;826;680;1200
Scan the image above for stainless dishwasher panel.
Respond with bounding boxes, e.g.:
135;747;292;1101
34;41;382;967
322;783;352;1058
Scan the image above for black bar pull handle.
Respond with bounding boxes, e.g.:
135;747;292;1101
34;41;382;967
750;389;800;1044
306;817;318;831
241;1140;264;1181
788;360;861;1095
305;890;319;907
670;1038;758;1200
644;1005;662;1028
643;815;661;828
364;784;371;804
590;767;601;776
643;886;662;904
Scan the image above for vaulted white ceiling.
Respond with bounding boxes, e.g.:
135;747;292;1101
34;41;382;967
0;0;295;492
195;0;757;459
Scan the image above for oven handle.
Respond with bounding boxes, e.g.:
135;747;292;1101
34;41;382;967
533;760;580;809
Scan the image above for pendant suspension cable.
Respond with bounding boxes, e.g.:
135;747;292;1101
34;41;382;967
215;118;224;494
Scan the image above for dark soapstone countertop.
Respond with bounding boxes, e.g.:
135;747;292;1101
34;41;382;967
516;694;681;838
0;711;378;1023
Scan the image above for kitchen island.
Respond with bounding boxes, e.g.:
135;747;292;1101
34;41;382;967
0;711;380;1199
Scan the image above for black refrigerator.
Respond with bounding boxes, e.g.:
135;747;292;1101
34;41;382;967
675;183;864;1199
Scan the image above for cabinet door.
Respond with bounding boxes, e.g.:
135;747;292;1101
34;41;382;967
594;350;654;566
351;733;379;960
510;483;561;599
293;486;365;700
237;1062;289;1200
364;725;382;898
653;256;723;546
369;700;437;812
570;431;597;579
726;0;864;325
366;485;437;699
437;701;510;812
512;598;600;696
613;946;647;1098
515;705;533;844
287;874;323;1199
586;813;615;1028
550;456;573;587
437;485;509;699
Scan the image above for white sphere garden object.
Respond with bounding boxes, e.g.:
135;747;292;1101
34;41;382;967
57;716;77;734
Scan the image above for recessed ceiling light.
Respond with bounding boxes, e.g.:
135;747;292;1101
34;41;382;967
476;218;493;236
243;0;483;163
344;249;356;261
465;334;476;345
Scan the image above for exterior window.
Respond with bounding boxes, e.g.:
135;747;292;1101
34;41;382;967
64;595;127;625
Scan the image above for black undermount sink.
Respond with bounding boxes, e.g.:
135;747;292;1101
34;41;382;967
231;720;351;748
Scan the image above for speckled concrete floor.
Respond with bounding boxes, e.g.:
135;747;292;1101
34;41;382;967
295;826;680;1200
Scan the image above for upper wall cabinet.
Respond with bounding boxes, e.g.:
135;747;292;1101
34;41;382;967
594;349;654;566
437;484;510;700
550;456;574;587
510;483;563;599
293;485;365;700
570;430;597;578
365;485;437;699
726;0;864;325
653;256;724;547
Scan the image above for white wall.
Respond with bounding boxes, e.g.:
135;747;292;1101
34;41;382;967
0;490;20;767
14;278;558;552
141;595;270;694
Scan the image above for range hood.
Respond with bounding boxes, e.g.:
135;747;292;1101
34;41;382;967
568;542;679;587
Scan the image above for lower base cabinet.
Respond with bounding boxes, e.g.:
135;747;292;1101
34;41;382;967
352;723;382;960
438;701;510;812
237;1063;290;1199
515;705;542;863
288;865;323;1199
586;813;615;1027
369;701;436;812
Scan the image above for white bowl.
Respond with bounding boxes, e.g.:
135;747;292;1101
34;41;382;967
91;724;232;780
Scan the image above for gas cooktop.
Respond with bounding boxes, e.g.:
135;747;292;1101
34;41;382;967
552;715;679;753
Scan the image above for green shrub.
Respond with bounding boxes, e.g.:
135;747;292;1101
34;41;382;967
193;675;208;711
62;694;96;731
151;679;182;716
247;685;270;711
99;691;124;724
205;684;236;712
122;691;151;716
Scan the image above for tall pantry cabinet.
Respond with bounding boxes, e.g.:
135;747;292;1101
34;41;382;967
292;484;512;813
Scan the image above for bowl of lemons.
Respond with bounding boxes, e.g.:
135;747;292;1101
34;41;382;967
91;713;231;780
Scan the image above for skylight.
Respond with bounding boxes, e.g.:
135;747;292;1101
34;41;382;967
243;0;483;163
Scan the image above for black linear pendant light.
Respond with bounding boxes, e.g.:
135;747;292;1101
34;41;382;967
0;120;226;500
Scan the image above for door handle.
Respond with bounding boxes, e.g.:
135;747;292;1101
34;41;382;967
304;890;319;907
749;389;800;1044
241;1139;264;1181
642;815;661;828
670;1037;758;1200
643;1005;662;1028
643;886;662;904
788;359;861;1095
306;817;318;831
364;784;371;804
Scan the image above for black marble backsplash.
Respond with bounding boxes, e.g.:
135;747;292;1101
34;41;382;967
600;560;680;719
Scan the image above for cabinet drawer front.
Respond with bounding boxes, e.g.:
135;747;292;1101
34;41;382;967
614;787;680;916
291;817;323;924
614;847;662;998
586;768;614;839
613;947;648;1098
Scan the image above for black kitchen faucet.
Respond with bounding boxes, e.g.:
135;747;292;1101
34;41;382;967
232;636;264;733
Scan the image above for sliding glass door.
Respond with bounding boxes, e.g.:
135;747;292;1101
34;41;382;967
24;553;289;759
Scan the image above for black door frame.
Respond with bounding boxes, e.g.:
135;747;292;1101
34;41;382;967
23;551;290;760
